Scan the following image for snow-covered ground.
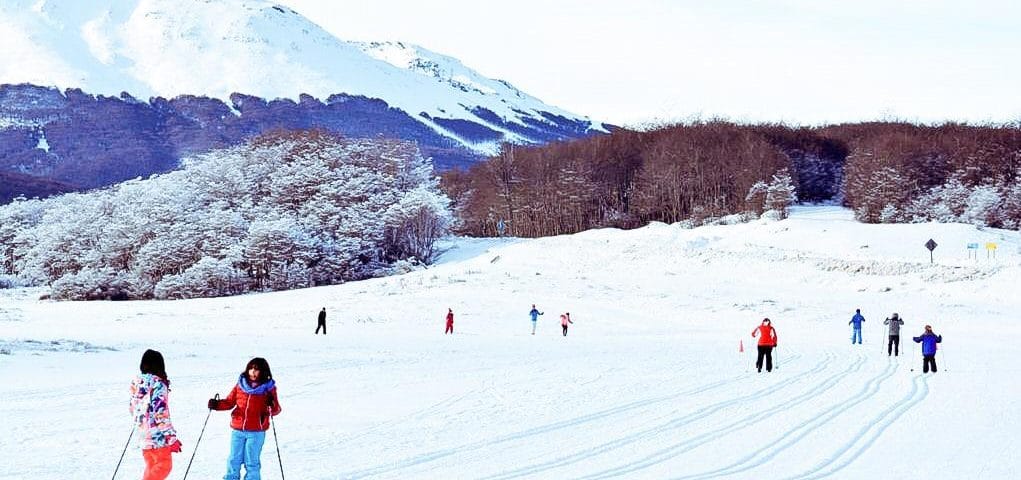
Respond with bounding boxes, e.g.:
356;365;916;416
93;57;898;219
2;206;1019;479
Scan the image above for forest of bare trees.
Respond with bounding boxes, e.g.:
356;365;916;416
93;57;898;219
442;121;1021;237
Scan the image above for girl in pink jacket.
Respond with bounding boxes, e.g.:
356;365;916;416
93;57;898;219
561;312;573;336
129;349;182;480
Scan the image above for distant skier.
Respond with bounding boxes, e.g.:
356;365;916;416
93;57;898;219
315;307;327;335
751;318;778;372
912;325;943;373
560;312;573;337
445;308;454;334
130;349;182;480
849;308;865;345
884;313;905;356
529;304;544;335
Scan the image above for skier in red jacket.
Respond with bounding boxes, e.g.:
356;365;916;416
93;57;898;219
208;357;282;480
445;308;454;334
751;318;778;372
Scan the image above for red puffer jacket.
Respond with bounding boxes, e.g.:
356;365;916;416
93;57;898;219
752;323;778;347
211;380;282;431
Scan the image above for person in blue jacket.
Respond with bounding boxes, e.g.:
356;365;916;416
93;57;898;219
912;325;943;373
849;308;865;345
529;304;544;335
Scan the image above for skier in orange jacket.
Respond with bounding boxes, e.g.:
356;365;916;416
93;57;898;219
751;318;778;372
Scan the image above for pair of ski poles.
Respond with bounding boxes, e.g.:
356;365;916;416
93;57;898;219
185;395;286;479
108;404;215;480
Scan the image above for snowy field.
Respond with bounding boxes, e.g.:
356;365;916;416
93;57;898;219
2;206;1020;479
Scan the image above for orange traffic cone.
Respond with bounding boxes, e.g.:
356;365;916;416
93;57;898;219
739;339;744;352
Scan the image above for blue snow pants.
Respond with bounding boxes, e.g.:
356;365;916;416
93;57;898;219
224;429;266;480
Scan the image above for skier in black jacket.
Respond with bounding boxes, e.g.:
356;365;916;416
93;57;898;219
315;307;327;335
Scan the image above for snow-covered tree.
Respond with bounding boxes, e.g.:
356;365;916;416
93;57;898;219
745;180;768;216
961;183;1003;227
383;185;454;263
764;168;798;219
999;181;1021;229
879;204;900;223
852;166;906;223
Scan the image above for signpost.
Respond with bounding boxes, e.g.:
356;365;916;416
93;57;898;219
925;238;938;264
967;242;979;260
986;242;997;259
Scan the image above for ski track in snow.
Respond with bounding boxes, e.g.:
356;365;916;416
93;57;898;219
478;353;835;480
341;353;806;479
333;389;479;447
781;373;931;480
673;355;901;480
574;352;866;480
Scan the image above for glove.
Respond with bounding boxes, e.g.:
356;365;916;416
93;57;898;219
169;440;182;453
207;398;218;409
265;394;275;409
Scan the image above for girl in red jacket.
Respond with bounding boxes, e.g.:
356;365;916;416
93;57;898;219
208;357;282;480
751;318;778;373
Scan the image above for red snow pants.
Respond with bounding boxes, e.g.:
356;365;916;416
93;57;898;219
142;445;174;480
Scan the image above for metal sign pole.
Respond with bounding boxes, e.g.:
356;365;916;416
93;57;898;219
925;239;938;264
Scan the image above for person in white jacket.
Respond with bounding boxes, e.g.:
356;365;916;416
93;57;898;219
884;313;905;356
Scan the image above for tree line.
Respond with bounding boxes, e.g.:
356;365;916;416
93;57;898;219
833;122;1021;228
441;120;1021;236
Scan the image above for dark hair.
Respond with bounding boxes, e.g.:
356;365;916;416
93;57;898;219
140;349;169;386
243;357;273;385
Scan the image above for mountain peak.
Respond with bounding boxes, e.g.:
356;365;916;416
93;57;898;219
0;0;605;155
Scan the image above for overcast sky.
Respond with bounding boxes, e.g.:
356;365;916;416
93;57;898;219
278;0;1021;127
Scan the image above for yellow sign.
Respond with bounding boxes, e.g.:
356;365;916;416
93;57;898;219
986;242;998;250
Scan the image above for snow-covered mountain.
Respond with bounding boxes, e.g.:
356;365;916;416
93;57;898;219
0;0;606;151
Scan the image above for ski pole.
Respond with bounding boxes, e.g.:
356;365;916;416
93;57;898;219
911;341;918;371
271;411;285;480
941;342;948;372
111;426;134;480
743;337;751;371
183;393;218;480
